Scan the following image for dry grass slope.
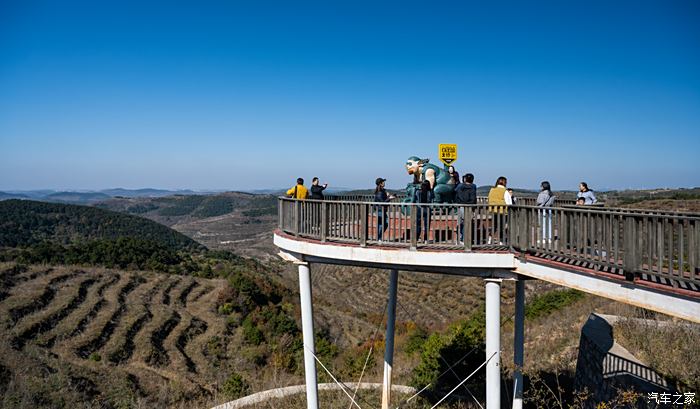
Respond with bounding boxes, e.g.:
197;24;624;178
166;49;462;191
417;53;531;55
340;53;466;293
0;263;230;409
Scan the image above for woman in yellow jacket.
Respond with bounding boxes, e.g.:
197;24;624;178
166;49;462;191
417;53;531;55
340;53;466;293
488;176;512;244
286;178;309;199
488;176;512;210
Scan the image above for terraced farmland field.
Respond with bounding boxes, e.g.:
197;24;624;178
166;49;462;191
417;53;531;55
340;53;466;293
0;263;231;408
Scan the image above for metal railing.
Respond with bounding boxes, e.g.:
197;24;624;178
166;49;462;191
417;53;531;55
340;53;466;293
278;197;700;290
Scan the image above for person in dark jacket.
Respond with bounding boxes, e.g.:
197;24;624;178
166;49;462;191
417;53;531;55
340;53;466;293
414;180;434;242
309;177;328;200
455;173;477;242
374;178;395;241
455;173;477;204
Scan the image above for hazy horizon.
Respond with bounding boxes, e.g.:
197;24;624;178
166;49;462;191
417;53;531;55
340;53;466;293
3;183;699;194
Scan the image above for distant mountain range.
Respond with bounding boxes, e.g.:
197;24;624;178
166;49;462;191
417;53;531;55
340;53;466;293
0;188;217;204
3;186;698;206
0;187;361;204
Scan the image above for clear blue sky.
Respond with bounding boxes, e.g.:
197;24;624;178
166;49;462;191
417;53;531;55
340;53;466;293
1;1;699;191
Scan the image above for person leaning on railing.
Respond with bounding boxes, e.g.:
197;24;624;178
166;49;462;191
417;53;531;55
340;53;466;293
577;182;597;205
488;176;512;210
537;181;556;242
455;173;477;242
488;176;511;244
414;180;434;242
374;178;395;242
286;178;309;199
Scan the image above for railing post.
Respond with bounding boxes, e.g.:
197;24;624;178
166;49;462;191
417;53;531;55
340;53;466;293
509;207;518;249
278;199;284;230
518;208;528;250
294;200;300;237
360;203;368;247
623;215;637;281
410;205;418;250
320;202;328;242
463;206;472;251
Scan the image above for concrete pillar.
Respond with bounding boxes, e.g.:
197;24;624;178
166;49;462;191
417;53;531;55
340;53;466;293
382;269;399;409
298;263;318;409
485;279;501;409
512;279;525;409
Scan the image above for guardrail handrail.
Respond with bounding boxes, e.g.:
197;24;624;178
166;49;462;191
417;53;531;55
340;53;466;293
319;195;700;217
277;197;700;292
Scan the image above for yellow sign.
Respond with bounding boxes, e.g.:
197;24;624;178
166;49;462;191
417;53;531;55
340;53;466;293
439;144;457;166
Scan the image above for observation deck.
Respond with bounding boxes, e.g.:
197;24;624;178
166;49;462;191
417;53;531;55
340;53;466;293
273;195;700;409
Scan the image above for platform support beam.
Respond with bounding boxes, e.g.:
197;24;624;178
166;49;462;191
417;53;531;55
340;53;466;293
512;278;525;409
382;269;399;409
485;279;501;409
298;263;318;409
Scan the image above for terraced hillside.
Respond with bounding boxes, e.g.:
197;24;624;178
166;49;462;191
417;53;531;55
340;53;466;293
0;264;234;408
95;192;278;260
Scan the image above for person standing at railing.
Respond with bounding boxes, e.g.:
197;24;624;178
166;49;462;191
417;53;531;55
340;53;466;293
487;176;511;244
374;178;395;242
286;178;309;199
488;177;512;208
446;166;460;202
455;173;477;242
577;182;597;205
537;181;556;242
414;180;434;242
309;177;328;200
507;188;517;204
447;166;460;185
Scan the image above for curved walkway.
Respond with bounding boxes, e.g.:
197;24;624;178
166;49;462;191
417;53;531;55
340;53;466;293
211;383;417;409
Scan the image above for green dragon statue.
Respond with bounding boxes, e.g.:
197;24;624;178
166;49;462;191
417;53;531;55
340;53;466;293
404;156;454;203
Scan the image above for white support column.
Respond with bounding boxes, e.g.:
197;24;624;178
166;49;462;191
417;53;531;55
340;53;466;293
382;269;399;409
485;279;501;409
298;263;318;409
512;279;525;409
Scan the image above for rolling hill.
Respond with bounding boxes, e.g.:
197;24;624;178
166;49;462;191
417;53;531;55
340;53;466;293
0;199;202;251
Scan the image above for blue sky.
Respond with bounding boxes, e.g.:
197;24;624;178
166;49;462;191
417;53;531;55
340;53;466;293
1;1;699;191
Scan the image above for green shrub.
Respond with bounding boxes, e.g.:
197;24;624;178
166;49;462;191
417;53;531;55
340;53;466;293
220;372;250;399
341;346;376;379
242;316;264;345
218;303;234;315
404;326;429;355
525;289;585;320
411;310;486;396
314;331;339;363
